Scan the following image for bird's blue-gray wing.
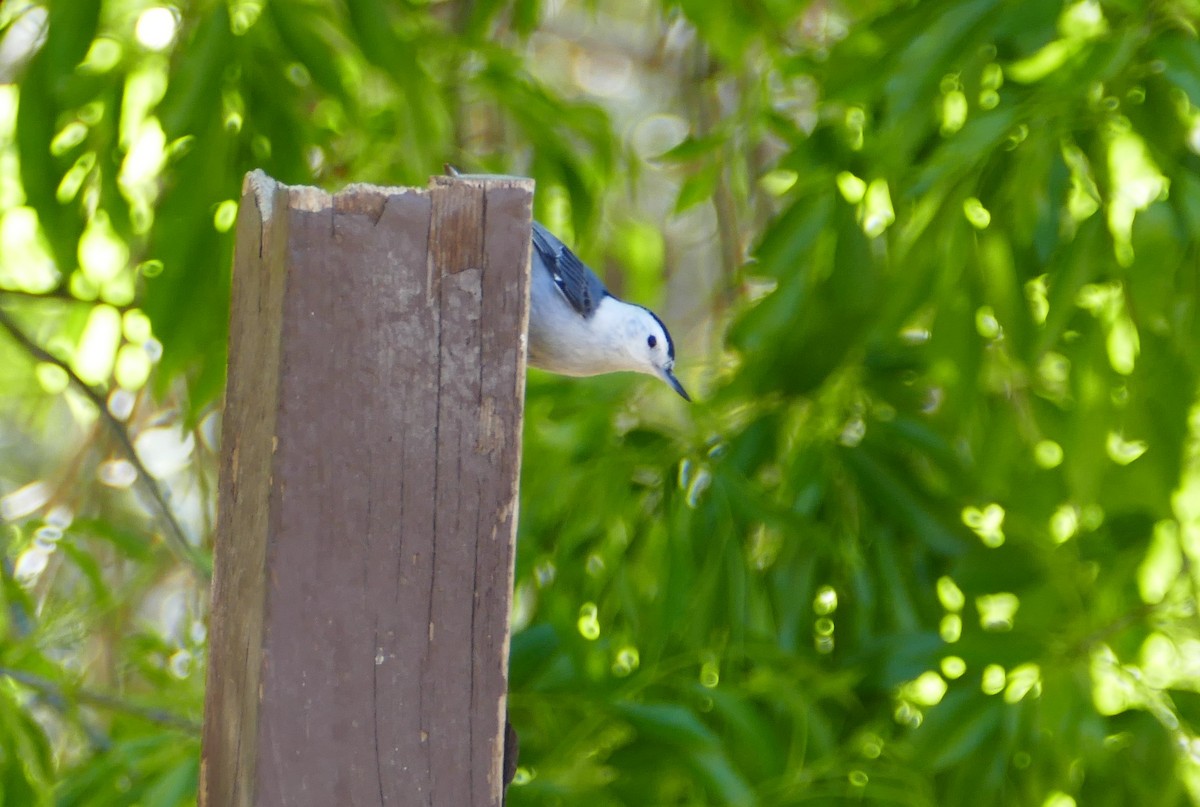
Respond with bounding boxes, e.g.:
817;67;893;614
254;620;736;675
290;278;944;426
531;221;607;318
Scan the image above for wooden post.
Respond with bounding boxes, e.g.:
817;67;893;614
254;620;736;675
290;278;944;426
200;170;533;806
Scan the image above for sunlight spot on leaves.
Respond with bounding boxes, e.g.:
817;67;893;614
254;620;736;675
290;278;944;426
34;526;61;550
962;197;990;229
979;63;1003;109
1106;129;1168;266
1106;432;1147;465
98;459;137;488
1008;2;1106;84
0;480;50;521
78;212;129;285
813;585;838;615
982;664;1006;695
893;700;922;728
138;258;164;278
1062;141;1101;222
1137;521;1181;605
119;117;167;210
115;343;151;391
845;106;865;151
759;169;797;196
836;171;865;203
839;415;865;446
937;576;965;611
230;0;265;35
962;503;1005;547
1107;313;1139;375
612;646;639;677
135;8;179;52
1077;280;1122;316
1004;663;1041;703
50;121;88;156
976;592;1019;631
1059;0;1107;38
122;309;153;343
975;305;1001;339
940;614;962;643
1050;504;1078;543
1043;791;1077;807
632;113;689;162
213;199;239;233
1188;115;1200;156
14;545;51;585
134;425;196;478
941;88;967;136
73;304;122;385
224;88;245;134
571;49;634;98
102;270;136;306
534;558;555;587
577;602;600;641
0;85;15;140
168;648;193;678
585;553;605;576
1025;275;1049;323
1009;40;1081;84
859;733;883;758
903;671;947;706
814;616;835;646
510;581;535;632
108;388;136;421
685;465;711;508
57;151;96;204
1035;439;1064;468
860;178;894;237
35;363;68;395
1090;644;1134;715
747;523;781;571
0;207;57;291
941;656;966;679
120;59;168;151
1140;632;1180;689
80;37;122;73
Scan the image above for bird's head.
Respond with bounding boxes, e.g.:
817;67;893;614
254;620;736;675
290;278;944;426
615;303;690;401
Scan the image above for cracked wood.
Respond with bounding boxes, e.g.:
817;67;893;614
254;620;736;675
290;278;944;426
201;170;533;807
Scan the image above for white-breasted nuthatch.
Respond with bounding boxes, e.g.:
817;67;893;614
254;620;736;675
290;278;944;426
445;166;690;401
528;221;689;401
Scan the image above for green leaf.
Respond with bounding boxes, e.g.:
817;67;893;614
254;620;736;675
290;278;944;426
673;162;719;215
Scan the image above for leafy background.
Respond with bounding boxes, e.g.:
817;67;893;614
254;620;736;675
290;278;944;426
1;0;1200;804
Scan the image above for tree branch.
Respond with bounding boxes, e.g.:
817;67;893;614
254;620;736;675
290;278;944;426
0;306;209;578
0;666;201;734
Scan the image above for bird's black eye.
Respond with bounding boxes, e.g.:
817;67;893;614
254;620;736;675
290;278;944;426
647;335;657;349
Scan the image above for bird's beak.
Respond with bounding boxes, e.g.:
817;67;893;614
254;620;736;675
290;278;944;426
662;368;691;402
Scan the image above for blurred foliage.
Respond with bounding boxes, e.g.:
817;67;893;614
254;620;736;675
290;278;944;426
2;0;1200;805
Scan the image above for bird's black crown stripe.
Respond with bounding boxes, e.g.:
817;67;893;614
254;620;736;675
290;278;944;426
642;306;675;361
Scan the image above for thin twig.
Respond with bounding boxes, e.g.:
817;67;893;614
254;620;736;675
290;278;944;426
0;666;200;734
0;286;140;313
690;44;744;314
0;306;209;578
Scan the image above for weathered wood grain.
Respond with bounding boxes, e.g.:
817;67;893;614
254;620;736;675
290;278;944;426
201;170;532;807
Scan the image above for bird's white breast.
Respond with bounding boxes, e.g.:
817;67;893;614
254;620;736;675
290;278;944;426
527;253;641;377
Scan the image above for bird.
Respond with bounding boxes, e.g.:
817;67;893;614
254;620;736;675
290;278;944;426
443;166;690;401
527;221;690;401
444;165;691;401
